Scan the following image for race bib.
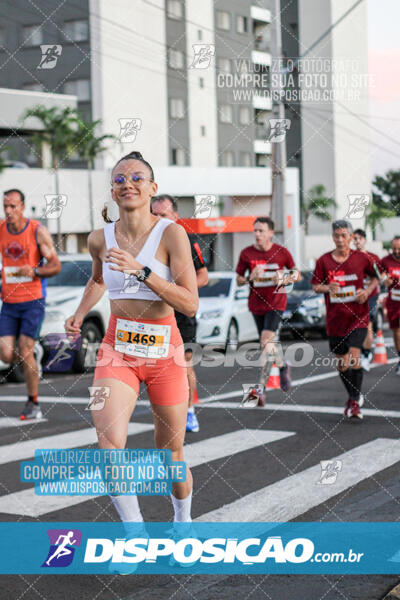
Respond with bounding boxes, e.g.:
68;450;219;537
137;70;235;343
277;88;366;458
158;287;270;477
330;285;356;303
114;318;171;358
253;263;279;288
390;288;400;302
3;266;33;284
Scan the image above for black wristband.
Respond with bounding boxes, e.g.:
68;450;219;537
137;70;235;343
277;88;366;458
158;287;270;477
34;267;41;278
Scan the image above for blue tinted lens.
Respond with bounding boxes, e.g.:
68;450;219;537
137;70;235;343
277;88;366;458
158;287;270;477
131;174;141;182
114;175;125;184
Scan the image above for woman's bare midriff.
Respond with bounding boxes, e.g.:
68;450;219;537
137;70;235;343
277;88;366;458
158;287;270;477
110;297;174;320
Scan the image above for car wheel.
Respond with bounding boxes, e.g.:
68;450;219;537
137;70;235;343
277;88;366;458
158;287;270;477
6;362;25;383
73;321;102;373
225;319;239;352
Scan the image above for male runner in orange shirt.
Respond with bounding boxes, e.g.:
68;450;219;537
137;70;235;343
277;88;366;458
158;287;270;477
0;189;61;419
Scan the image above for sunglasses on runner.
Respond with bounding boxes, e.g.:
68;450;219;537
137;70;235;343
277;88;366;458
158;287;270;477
112;173;154;186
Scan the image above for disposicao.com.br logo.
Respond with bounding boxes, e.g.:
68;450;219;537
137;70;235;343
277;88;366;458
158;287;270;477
82;535;362;567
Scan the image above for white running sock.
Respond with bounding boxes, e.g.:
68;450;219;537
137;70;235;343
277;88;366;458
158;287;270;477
170;489;192;522
110;494;143;523
188;406;195;415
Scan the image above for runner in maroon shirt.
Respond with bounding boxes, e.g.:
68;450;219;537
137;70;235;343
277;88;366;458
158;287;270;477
353;229;381;372
311;220;378;420
236;216;300;406
380;236;400;376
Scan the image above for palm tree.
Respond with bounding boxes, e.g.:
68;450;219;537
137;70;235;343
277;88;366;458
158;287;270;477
366;193;396;240
303;184;337;235
73;117;116;230
23;105;79;250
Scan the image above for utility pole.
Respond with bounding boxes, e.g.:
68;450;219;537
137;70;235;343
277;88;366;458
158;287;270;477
269;0;288;244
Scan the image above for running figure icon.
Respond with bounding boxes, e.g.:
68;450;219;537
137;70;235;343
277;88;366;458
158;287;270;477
45;531;77;566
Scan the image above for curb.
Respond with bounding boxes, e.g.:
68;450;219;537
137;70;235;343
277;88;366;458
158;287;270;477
383;582;400;599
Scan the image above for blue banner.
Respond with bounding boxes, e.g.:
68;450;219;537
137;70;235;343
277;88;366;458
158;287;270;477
0;522;399;574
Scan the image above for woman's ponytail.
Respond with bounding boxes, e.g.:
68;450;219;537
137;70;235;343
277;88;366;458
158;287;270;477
102;203;112;223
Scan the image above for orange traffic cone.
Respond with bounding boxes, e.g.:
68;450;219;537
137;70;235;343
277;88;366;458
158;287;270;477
267;363;280;389
373;330;388;364
192;389;200;404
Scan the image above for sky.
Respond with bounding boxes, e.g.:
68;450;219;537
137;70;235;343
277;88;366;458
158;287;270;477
367;0;400;178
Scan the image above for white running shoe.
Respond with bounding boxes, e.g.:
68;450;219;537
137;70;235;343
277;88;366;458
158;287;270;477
361;353;372;372
358;393;364;408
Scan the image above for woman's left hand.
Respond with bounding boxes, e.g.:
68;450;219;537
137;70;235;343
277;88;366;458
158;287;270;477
105;247;143;273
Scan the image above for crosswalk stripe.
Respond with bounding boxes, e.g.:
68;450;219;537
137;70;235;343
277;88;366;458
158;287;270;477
196;437;400;522
197;402;400;418
0;422;154;466
0;417;48;428
0;429;294;516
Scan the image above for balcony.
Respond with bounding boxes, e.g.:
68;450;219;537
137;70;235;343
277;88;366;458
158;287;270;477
254;140;272;154
251;49;271;68
252;95;272;111
251;6;271;23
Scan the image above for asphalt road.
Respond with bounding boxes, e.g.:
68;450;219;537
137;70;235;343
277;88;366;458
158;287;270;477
0;335;399;600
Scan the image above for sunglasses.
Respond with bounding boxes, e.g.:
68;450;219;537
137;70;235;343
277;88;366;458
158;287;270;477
112;173;153;186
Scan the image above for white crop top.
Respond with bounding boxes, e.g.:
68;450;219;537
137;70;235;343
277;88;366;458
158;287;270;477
102;218;174;301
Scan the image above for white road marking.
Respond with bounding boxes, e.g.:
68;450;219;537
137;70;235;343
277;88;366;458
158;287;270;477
0;422;154;466
197;402;400;418
196;437;400;522
1;357;397;407
0;417;48;428
0;429;294;517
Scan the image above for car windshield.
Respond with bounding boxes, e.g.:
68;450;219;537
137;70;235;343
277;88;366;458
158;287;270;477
199;277;231;298
47;260;92;286
292;271;313;291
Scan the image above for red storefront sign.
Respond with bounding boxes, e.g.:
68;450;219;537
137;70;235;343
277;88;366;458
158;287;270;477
177;216;258;234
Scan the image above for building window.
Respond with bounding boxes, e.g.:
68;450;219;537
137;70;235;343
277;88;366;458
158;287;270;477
63;79;90;101
198;29;202;41
240;152;252;167
216;10;231;31
22;82;44;92
171;148;185;166
199;77;204;88
219;104;233;123
200;125;206;136
170;98;185;119
221;151;234;166
236;16;248;34
63;20;88;42
217;57;231;74
239;106;251;125
168;48;184;69
167;0;183;19
22;25;43;46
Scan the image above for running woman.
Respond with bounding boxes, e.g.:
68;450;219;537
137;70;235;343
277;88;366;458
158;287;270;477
65;152;198;536
236;216;300;406
311;220;379;419
151;194;208;433
0;189;61;419
352;228;381;371
380;236;400;375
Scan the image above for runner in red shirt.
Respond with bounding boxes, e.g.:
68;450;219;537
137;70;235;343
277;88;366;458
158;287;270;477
353;229;381;371
380;236;400;375
236;216;300;406
311;221;378;420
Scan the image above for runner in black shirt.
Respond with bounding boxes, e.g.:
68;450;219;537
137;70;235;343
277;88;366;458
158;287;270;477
151;194;208;432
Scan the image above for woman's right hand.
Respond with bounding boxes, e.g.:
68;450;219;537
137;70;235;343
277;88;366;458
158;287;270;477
64;314;83;340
